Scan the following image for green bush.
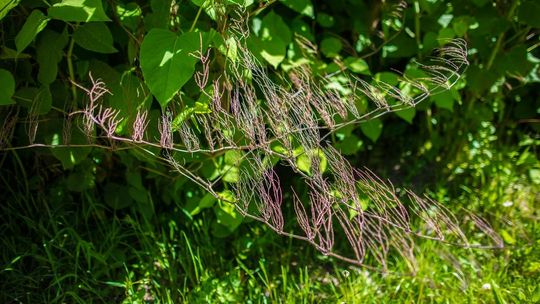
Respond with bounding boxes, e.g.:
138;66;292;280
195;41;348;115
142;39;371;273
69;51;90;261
1;0;538;302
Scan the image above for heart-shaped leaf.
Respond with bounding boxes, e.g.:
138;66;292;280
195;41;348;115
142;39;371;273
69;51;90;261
360;118;383;142
254;11;291;68
140;29;208;107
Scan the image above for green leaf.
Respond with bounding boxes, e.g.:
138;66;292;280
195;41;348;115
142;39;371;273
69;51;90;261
47;124;92;169
422;32;438;55
193;101;211;114
115;2;142;31
316;12;334;28
383;34;418;58
140;29;207;107
500;229;516;245
190;0;206;6
279;0;314;18
296;149;327;175
186;192;216;216
291;18;314;41
467;65;499;94
193;193;216;215
375;72;400;86
360;118;383;142
0;46;31;60
496;46;534;77
227;0;254;7
395;107;416;123
36;29;68;85
320;37;342;58
144;0;172;29
334;134;363;155
87;61;150;135
48;0;111;22
529;168;540;184
452;16;473;37
221;165;239;183
432;90;455;111
224;150;244;165
437;27;455;45
172;108;195;130
256;11;292;68
218;189;236;203
0;0;20;21
222;146;243;183
104;281;126;288
344;57;370;75
129;187;148;203
15;10;49;54
73;22;117;54
214;200;243;232
171;102;211;131
0;69;15;105
110;72;151;134
215;35;238;62
518;0;540;28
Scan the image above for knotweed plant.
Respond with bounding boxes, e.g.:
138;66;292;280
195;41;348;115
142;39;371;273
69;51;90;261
0;11;502;274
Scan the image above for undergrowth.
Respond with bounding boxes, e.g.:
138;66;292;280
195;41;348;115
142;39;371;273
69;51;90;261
1;140;538;303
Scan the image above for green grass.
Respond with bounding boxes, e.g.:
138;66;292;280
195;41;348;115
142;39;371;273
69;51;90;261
1;145;539;303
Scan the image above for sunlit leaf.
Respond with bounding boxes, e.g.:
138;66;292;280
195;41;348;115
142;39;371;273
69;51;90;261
213;200;243;234
14;10;49;53
320;37;342;58
115;2;142;31
48;0;110;22
344;57;370;75
254;11;291;68
280;0;314;18
0;0;20;21
296;149;327;175
140;29;208;107
227;0;254;7
47;124;92;169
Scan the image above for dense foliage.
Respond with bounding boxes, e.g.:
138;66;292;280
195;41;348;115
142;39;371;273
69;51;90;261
0;0;539;302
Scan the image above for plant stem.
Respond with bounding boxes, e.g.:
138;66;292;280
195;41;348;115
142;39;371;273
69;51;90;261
486;32;504;71
414;0;422;59
486;0;520;70
189;4;204;32
67;33;77;107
